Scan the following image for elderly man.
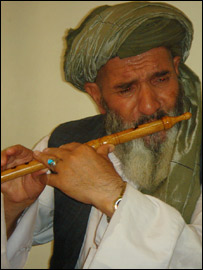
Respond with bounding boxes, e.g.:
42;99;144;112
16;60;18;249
1;2;202;269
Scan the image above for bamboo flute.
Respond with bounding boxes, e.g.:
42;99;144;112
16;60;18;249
1;112;192;183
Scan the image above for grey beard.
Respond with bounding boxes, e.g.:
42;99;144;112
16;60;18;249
102;85;184;193
114;126;178;193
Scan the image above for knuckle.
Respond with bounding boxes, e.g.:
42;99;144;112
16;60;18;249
79;144;93;153
13;144;25;150
15;144;23;147
59;145;66;149
69;153;78;163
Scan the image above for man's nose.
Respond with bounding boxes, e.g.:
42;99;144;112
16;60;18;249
137;83;161;115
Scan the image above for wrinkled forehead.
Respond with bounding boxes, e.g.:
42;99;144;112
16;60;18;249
97;47;173;78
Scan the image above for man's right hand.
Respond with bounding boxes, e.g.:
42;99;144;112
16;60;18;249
1;145;47;238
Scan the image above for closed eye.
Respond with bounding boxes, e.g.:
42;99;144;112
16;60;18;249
118;84;135;97
157;77;169;82
120;87;131;93
152;71;170;85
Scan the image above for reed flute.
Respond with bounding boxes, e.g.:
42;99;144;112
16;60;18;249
1;112;192;183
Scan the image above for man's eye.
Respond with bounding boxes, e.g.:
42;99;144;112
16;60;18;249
119;87;134;96
121;88;131;93
156;77;169;83
151;76;170;86
159;77;166;82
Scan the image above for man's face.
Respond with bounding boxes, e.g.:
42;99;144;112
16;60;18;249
85;47;181;123
85;47;182;191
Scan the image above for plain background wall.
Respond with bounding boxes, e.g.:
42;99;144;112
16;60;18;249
1;1;202;269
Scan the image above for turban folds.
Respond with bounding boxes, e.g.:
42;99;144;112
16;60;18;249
64;1;193;92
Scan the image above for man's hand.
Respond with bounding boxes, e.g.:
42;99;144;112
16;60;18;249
1;145;47;238
34;143;125;218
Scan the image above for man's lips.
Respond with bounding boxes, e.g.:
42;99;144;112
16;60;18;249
143;130;167;146
133;114;169;145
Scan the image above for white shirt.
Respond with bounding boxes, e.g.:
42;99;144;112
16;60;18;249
1;135;202;269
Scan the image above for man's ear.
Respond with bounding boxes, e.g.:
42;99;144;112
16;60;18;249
173;56;181;76
85;82;106;114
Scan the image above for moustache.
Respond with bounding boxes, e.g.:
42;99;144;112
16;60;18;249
134;110;171;129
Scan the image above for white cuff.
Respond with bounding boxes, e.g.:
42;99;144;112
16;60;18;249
1;193;39;269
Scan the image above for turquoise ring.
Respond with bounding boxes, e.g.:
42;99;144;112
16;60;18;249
47;158;57;169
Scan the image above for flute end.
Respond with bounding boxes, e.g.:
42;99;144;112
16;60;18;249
183;112;192;120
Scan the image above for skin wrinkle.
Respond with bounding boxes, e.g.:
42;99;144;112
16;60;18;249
109;52;173;86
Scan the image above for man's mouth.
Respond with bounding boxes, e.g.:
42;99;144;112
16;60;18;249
134;113;169;147
143;130;167;148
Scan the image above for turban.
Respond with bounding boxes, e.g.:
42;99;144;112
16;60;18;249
64;1;193;92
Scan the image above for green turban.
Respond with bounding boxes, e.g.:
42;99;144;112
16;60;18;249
64;1;193;92
64;2;201;223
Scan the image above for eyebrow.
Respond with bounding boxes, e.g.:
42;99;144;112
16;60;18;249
153;70;170;77
114;70;170;90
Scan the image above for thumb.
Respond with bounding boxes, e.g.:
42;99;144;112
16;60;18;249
96;144;115;159
32;170;49;186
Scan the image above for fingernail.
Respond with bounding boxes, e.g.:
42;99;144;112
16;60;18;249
109;144;115;152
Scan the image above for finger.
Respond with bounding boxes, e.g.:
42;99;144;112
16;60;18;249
39;172;58;188
96;144;115;159
1;145;33;169
33;151;60;172
32;168;50;178
1;148;13;167
5;145;31;157
42;147;69;160
42;142;82;157
1;145;24;162
59;142;82;151
1;154;7;167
